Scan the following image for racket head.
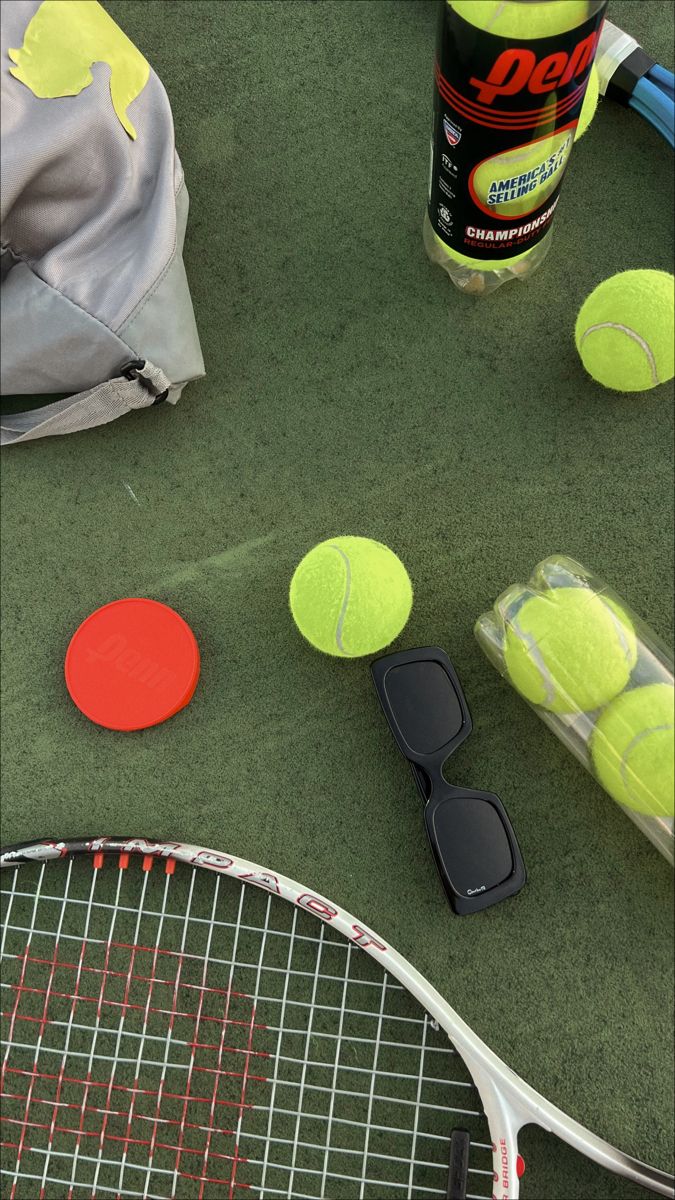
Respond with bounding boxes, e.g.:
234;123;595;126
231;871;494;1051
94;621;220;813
1;838;497;1200
2;839;672;1200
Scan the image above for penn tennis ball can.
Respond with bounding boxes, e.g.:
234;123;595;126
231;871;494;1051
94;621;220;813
424;0;607;295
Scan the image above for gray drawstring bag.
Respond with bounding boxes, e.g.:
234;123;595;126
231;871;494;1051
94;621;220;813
1;0;204;445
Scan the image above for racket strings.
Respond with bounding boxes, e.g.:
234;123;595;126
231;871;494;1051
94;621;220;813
1;857;495;1199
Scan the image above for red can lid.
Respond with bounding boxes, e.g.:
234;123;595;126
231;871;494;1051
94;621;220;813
65;598;200;731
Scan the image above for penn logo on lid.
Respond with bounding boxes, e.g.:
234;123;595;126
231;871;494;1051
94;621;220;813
65;598;200;731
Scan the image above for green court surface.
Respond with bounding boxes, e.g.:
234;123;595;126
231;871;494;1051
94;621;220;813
1;2;674;1198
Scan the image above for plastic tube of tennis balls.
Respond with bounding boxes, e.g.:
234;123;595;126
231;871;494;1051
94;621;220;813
426;0;607;295
475;555;674;863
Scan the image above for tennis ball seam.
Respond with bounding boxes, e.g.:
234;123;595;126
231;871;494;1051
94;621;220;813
621;721;673;807
591;683;675;816
329;543;352;655
605;605;636;663
511;624;556;707
579;321;659;387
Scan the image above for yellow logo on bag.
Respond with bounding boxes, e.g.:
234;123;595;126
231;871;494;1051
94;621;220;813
8;0;149;139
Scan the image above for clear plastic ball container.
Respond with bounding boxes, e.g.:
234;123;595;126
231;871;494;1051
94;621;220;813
475;556;674;862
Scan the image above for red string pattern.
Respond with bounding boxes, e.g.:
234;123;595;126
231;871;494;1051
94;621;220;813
1;938;270;1199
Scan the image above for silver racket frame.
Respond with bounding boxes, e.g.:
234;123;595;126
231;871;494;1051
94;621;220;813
1;837;673;1200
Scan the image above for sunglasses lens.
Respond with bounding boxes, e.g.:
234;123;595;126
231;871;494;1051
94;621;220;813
427;795;513;898
383;660;465;754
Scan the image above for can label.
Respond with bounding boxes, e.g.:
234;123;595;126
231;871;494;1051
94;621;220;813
429;3;606;260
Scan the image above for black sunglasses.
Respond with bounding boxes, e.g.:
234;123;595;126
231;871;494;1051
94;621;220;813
371;647;526;915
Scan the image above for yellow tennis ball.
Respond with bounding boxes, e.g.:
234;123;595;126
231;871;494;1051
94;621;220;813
575;270;675;392
504;588;637;714
575;63;600;139
591;684;675;817
472;127;573;218
289;537;413;657
450;1;591;37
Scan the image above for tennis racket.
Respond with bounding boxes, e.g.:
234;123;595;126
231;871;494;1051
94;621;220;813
596;18;675;148
1;837;672;1200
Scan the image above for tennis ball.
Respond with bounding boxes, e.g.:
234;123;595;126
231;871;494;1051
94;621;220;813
504;587;637;714
591;684;675;817
289;537;413;657
472;127;572;218
575;270;675;392
450;1;591;37
575;63;599;139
